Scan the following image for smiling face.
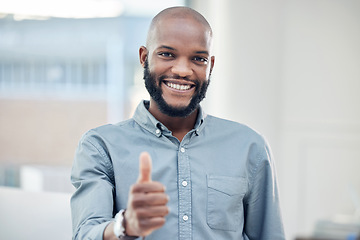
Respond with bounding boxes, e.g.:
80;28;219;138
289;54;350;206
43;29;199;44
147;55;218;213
140;13;215;118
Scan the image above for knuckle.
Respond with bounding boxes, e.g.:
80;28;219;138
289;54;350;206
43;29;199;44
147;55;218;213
131;183;142;193
157;217;166;227
131;194;146;207
164;206;170;215
163;194;169;203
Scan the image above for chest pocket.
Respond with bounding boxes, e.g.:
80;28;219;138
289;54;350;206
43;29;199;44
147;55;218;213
207;175;248;231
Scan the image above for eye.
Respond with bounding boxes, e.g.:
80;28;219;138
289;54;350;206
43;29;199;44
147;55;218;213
193;56;208;64
158;52;174;58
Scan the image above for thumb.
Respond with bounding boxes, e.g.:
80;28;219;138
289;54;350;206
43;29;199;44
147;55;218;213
138;152;152;183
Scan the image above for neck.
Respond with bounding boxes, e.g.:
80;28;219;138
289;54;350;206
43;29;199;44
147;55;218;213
148;100;198;141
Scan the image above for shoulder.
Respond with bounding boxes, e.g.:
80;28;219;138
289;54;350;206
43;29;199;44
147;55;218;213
80;118;137;144
204;114;266;143
91;118;135;133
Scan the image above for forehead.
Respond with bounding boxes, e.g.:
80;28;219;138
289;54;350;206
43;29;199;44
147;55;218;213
150;17;212;52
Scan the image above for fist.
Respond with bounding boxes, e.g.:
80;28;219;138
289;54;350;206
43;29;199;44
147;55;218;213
124;152;169;237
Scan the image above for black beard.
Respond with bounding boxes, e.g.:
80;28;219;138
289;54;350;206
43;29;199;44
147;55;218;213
143;59;210;118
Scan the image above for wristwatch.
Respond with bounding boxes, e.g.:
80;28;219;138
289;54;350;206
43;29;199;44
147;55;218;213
113;209;126;238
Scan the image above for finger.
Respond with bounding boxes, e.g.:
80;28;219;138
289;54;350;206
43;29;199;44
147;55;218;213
138;152;152;183
138;217;166;235
131;192;169;207
131;181;166;193
136;205;170;218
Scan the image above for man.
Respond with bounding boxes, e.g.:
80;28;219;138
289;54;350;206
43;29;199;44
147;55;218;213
71;6;285;240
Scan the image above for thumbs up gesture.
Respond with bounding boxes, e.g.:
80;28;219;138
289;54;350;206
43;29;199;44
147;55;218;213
138;152;153;183
124;152;169;237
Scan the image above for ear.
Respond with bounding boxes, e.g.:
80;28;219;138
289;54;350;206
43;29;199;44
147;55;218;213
209;56;215;75
139;46;148;67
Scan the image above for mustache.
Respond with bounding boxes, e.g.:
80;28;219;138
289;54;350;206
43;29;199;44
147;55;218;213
158;75;199;86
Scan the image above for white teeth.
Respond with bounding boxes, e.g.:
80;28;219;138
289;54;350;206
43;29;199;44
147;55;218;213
167;82;191;90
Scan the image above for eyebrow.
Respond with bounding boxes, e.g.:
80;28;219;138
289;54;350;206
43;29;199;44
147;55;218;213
157;45;209;55
158;45;176;51
195;50;209;55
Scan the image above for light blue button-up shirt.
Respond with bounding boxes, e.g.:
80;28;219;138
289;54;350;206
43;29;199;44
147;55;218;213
71;100;285;240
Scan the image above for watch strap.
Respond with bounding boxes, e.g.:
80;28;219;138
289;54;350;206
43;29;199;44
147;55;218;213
113;209;138;240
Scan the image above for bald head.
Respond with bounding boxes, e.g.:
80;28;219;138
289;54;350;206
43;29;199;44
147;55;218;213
146;6;212;48
138;6;215;118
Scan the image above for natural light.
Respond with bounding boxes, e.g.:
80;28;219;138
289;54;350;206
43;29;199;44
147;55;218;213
0;0;185;20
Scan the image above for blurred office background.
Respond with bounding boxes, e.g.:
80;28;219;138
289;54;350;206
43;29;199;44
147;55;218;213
0;0;359;239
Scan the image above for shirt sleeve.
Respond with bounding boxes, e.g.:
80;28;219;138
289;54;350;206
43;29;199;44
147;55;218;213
243;140;285;240
70;131;116;240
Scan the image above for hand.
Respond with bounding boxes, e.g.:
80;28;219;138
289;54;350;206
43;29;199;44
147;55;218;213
124;152;169;237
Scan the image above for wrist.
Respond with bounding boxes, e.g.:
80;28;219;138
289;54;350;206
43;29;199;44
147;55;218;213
113;209;138;240
113;209;126;238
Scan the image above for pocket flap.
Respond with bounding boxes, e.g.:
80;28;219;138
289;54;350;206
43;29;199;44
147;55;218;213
207;175;248;196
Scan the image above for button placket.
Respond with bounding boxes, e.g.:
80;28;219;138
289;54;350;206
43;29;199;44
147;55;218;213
178;143;192;240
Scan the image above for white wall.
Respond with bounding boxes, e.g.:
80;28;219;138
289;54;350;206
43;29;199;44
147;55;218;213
0;187;72;240
280;0;360;237
191;0;360;239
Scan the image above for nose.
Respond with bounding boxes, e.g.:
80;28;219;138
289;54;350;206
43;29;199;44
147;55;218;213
171;58;193;77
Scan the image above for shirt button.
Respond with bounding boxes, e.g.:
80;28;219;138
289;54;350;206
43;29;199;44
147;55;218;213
180;147;185;153
182;180;188;187
183;215;189;221
155;129;161;134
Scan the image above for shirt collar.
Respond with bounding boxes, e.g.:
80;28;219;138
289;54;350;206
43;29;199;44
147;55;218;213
133;100;206;137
